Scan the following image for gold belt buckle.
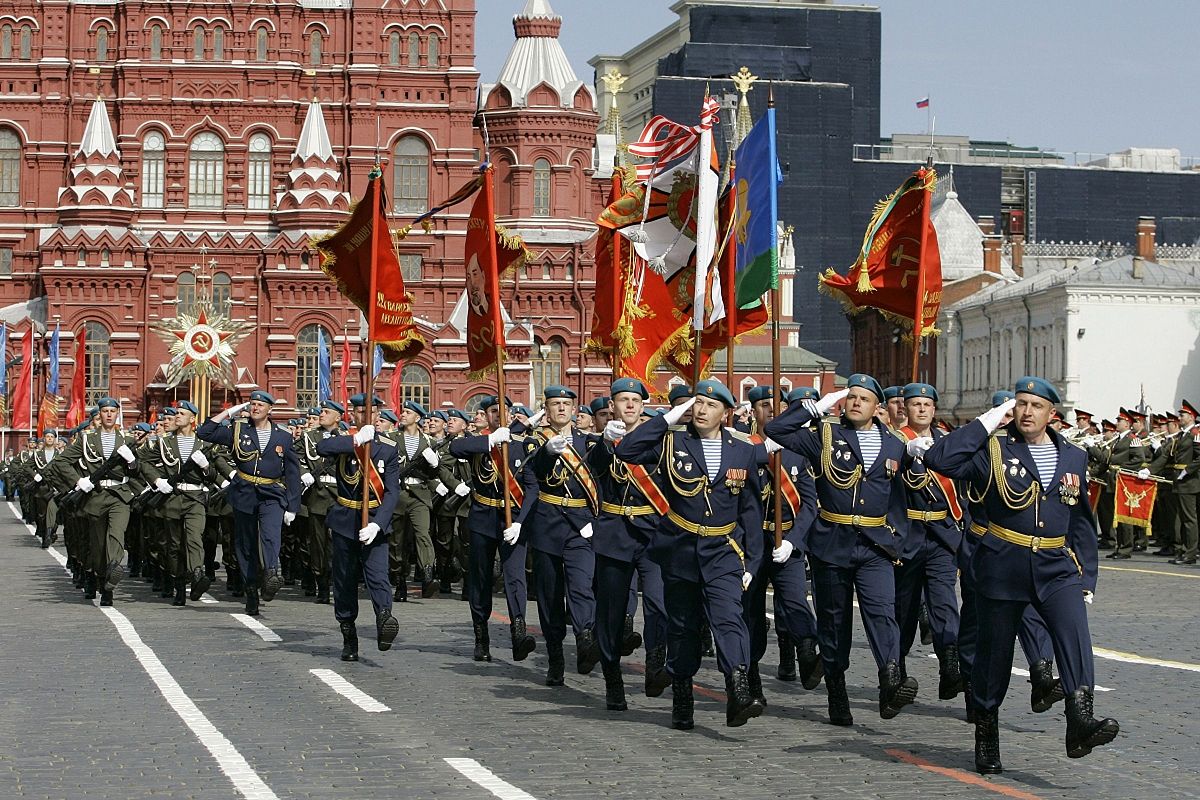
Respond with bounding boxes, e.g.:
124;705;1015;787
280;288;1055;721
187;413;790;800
696;524;709;535
851;514;862;526
623;506;634;516
1031;536;1041;552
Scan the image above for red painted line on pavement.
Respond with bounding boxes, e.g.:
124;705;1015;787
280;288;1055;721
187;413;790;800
885;748;1045;800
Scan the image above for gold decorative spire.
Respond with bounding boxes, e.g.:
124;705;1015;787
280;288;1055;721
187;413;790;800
731;66;757;149
600;68;628;164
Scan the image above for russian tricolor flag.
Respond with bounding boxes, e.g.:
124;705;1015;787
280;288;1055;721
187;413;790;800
915;97;930;109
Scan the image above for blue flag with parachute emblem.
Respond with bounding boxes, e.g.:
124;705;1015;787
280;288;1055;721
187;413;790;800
732;107;783;309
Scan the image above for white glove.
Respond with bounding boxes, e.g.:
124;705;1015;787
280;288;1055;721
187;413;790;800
454;482;471;497
283;511;296;526
579;523;593;540
488;427;511;447
154;477;172;494
116;444;136;464
435;481;449;497
1150;439;1162;451
300;472;315;488
977;398;1017;434
662;396;696;426
1179;470;1188;481
353;425;375;446
772;540;794;563
525;409;546;428
503;522;521;545
1083;590;1094;605
76;477;94;493
214;401;250;422
763;437;784;454
358;522;380;545
741;571;753;591
603;420;626;442
422;448;439;467
1136;468;1151;480
906;436;934;459
189;450;209;470
33;473;43;483
814;388;850;417
219;479;230;490
546;435;568;456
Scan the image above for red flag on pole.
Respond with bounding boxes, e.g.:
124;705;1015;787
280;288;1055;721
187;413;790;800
389;358;403;409
11;327;33;431
65;326;88;428
1115;472;1159;529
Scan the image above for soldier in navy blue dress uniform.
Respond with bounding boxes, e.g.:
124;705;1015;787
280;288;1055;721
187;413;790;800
923;376;1119;774
616;379;764;730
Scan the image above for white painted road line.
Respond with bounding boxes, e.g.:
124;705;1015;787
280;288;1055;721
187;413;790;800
310;669;391;713
924;653;1113;692
231;614;282;642
200;594;220;604
445;758;538;800
1094;646;1200;673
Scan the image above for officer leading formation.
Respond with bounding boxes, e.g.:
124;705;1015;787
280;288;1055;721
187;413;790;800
9;372;1135;775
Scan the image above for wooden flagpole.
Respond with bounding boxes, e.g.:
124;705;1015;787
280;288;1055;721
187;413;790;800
768;86;784;549
481;164;514;527
911;158;934;383
361;169;381;530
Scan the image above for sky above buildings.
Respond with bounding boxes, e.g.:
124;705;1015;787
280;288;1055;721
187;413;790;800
474;0;1200;159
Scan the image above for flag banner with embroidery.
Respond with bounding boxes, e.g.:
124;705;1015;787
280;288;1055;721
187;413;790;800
1115;471;1159;529
11;326;33;430
65;325;87;428
732;107;783;308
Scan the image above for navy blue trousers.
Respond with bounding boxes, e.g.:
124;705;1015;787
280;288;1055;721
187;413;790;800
532;536;596;646
663;570;750;679
595;551;666;667
745;546;818;664
233;501;283;586
959;567;1056;680
895;536;960;670
809;542;900;675
972;583;1095;712
467;530;528;626
331;533;392;623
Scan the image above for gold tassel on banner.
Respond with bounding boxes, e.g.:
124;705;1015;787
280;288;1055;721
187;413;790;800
856;266;874;293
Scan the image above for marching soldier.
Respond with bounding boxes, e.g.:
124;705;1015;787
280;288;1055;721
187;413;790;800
197;390;301;616
1148;413;1180;555
1165;399;1200;564
433;409;474;597
764;375;918;727
296;400;344;603
27;430;61;548
883;386;906;430
125;422;155;579
386;400;442;599
1088;409;1148;559
925;377;1118;774
616;379;764;730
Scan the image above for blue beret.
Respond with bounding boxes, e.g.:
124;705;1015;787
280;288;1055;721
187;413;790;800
447;409;470;422
97;397;120;410
428;410;448;422
348;393;384;408
543;384;576;400
882;385;904;401
610;378;649;400
403;401;428;418
747;386;774;404
307;407;320;416
787;387;821;403
178;400;199;415
1014;376;1060;404
338;421;349;431
479;395;512;411
321;400;345;415
847;374;885;402
42;429;58;438
512;405;532;417
668;385;693;404
641;408;663;418
379;409;399;425
577;405;594;416
161;407;177;417
589;397;610;414
132;422;153;433
991;390;1016;407
694;379;736;408
249;390;276;405
902;383;939;403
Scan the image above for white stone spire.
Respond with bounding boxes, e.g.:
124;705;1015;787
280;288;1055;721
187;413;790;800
294;98;334;163
78;97;119;158
521;0;560;19
484;0;591;110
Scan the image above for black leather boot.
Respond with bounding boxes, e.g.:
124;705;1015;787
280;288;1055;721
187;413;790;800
965;690;977;724
879;660;918;719
546;641;565;686
104;561;124;591
797;637;824;690
671;676;694;730
228;570;243;597
1065;687;1119;758
620;615;642;656
376;610;399;651
938;644;964;700
172;578;187;606
160;573;174;597
473;622;492;662
421;565;438;599
825;670;853;726
99;589;114;607
260;568;283;602
602;662;627;711
510;617;536;661
302;575;316;597
84;573;97;600
340;621;359;662
393;582;407;602
918;602;933;646
747;662;767;708
776;632;797;681
644;645;671;698
725;666;763;727
245;587;260;617
975;708;1003;774
150;564;163;592
576;628;600;675
1029;659;1065;713
190;565;211;602
315;579;330;605
700;622;715;657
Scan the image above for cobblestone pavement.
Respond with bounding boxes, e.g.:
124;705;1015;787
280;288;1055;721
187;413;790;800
2;505;1198;800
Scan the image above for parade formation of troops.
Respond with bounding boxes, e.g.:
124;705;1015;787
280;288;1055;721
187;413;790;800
15;369;1181;775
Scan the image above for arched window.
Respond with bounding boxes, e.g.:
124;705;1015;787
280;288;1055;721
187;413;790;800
255;27;268;62
309;30;322;65
84;321;110;406
212;27;224;60
531;338;562;398
407;31;420;66
149;24;163;60
193;27;205;60
0;128;19;206
533;158;552;217
295;323;331;410
141;131;165;208
427;33;439;67
388;31;400;65
95;27;109;61
100;247;110;267
176;271;196;316
393;135;429;214
188;132;224;208
18;25;30;60
212;272;232;317
400;364;431;408
0;26;11;60
464;393;490;414
246;133;271;210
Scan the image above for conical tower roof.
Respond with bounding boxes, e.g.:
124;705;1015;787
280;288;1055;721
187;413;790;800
58;97;134;226
485;0;591;110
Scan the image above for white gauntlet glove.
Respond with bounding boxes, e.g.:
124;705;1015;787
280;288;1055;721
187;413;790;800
763;437;784;454
1136;468;1151;480
906;436;934;459
772;540;794;563
154;478;172;494
435;481;449;497
116;444;136;464
75;477;94;493
487;427;511;447
525;409;546;429
422;448;440;467
741;571;753;591
502;522;521;545
546;435;568;456
358;522;380;545
579;523;594;540
662;397;696;426
603;420;626;443
454;482;471;497
214;402;249;423
283;511;296;526
1083;590;1094;605
977;398;1017;434
189;450;209;470
300;472;315;488
813;388;850;417
353;425;375;446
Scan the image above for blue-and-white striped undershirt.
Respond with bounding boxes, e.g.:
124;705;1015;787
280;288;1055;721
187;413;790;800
1027;443;1058;486
255;426;272;452
99;430;116;458
856;428;881;470
700;438;722;481
176;434;195;463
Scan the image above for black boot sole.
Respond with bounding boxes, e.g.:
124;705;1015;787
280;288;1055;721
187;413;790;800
645;671;671;698
880;678;919;719
512;636;536;662
975;761;1003;775
1067;720;1120;758
260;574;283;602
726;699;764;728
190;577;212;602
474;647;492;662
799;658;824;691
1031;678;1065;713
104;563;125;591
671;718;694;730
620;631;642;657
939;674;964;700
546;672;565;687
377;616;399;651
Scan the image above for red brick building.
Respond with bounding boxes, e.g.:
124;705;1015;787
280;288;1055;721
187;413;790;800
0;0;612;432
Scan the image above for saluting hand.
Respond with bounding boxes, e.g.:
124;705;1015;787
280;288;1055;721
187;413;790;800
603;420;626;442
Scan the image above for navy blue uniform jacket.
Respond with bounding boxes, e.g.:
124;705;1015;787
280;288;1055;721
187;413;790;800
315;435;401;539
197;419;301;515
